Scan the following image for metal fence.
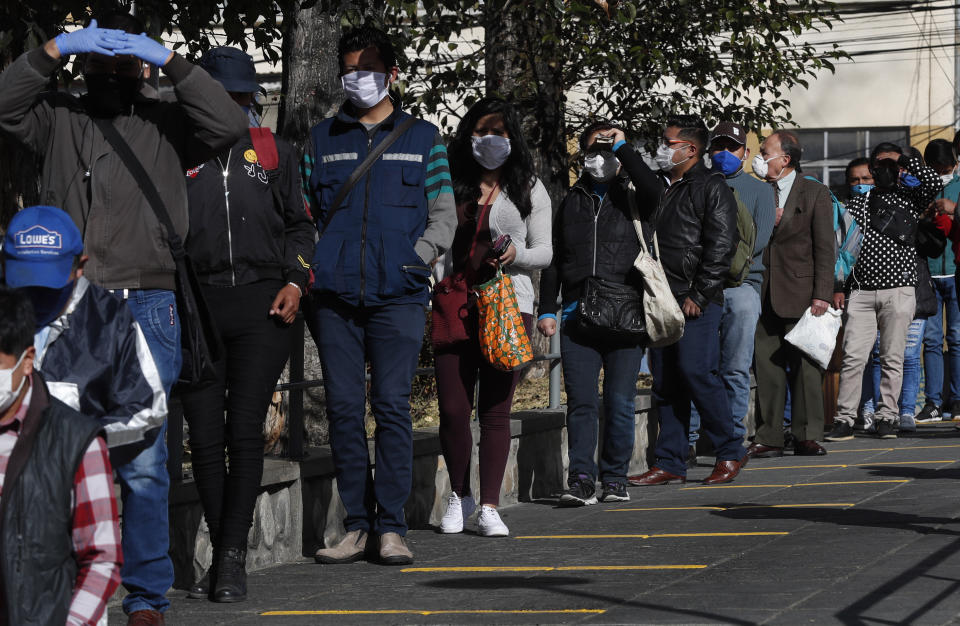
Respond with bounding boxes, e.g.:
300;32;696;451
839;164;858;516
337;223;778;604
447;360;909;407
167;316;563;479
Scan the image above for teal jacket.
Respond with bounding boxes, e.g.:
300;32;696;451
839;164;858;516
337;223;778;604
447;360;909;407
928;174;960;277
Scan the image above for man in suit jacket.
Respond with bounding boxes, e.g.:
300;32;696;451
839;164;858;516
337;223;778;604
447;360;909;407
749;130;835;457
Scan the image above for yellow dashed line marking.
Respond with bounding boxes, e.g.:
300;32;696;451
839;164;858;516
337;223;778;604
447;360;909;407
829;444;960;453
745;461;954;471
514;532;788;539
682;479;909;490
400;565;707;573
263;609;608;616
609;503;855;512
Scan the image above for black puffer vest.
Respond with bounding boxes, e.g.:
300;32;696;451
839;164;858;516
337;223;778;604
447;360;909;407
0;373;103;626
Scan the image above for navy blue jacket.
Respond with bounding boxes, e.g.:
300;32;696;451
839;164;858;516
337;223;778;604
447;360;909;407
303;104;456;307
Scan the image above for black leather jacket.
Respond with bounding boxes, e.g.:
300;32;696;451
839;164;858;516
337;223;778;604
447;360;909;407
641;161;740;307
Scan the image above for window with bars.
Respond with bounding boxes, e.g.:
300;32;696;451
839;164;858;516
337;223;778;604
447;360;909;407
790;127;911;199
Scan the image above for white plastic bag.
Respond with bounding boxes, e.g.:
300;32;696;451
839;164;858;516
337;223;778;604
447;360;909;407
784;306;843;369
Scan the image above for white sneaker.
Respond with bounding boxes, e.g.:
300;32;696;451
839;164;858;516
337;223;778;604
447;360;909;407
477;505;509;537
440;492;475;534
863;414;876;433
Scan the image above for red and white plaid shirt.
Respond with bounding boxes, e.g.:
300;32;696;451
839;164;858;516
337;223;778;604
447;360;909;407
0;384;122;625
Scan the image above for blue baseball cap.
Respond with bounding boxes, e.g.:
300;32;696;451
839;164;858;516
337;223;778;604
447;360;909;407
200;46;261;93
3;206;84;289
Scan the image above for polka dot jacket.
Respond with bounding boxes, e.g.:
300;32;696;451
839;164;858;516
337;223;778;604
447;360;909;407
846;155;943;290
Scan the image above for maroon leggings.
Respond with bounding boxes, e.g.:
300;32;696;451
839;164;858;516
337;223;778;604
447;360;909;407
436;313;533;506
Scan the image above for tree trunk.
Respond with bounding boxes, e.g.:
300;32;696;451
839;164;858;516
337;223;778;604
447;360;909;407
484;0;566;375
277;1;344;150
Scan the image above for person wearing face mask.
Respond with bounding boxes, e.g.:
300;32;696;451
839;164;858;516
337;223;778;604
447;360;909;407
686;122;775;463
0;287;122;626
175;47;315;603
620;115;746;487
747;131;835;459
914;139;960;424
0;207;166;624
537;120;656;504
302;25;456;567
0;13;245;624
431;97;551;536
825;142;942;443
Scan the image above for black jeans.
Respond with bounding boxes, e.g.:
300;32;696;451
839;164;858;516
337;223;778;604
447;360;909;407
180;280;292;549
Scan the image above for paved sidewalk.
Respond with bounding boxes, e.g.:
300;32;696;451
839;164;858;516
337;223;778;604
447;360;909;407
120;425;960;625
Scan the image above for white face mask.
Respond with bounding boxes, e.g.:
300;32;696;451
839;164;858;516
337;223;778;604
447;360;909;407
654;143;690;171
471;135;511;170
942;173;955;184
341;71;390;109
583;153;620;182
0;350;28;413
751;153;784;179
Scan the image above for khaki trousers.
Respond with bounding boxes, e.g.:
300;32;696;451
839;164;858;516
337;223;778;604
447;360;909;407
836;287;916;425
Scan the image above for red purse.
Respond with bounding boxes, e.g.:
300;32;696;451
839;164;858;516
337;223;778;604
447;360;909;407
431;184;497;348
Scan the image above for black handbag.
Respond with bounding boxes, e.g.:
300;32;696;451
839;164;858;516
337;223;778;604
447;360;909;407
868;191;917;247
914;258;938;319
94;118;223;385
576;276;648;343
916;218;947;259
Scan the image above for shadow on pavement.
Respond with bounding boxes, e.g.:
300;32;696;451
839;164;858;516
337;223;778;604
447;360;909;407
708;504;960;536
421;575;756;625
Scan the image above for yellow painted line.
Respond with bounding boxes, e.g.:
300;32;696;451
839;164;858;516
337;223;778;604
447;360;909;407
830;444;960;453
682;479;909;490
793;479;909;487
400;565;706;573
263;609;607;616
609;503;855;512
745;461;954;471
680;484;791;490
514;532;787;540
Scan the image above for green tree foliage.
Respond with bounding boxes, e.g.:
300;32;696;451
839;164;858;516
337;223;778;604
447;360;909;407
381;0;847;149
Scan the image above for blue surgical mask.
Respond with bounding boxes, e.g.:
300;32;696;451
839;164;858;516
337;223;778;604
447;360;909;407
850;184;874;196
710;150;744;176
22;282;75;330
900;172;921;188
240;105;260;128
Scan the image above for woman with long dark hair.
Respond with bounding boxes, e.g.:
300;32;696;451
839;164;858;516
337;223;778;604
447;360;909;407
433;96;551;537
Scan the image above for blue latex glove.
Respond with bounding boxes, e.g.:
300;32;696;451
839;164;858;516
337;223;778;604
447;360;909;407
901;172;921;188
111;32;173;66
54;19;127;57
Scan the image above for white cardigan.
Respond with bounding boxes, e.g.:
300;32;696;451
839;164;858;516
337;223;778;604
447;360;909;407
434;178;553;314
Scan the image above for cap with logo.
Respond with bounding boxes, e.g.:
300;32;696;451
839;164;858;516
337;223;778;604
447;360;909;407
3;205;84;289
200;46;261;93
710;122;747;146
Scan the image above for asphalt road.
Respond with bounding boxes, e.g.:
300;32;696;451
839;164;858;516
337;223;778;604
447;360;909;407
117;424;960;625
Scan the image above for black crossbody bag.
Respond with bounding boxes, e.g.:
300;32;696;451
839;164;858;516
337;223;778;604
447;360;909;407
94;117;223;386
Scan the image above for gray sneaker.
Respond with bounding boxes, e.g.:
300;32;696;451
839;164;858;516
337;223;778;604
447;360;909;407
379;532;413;565
899;414;917;433
314;529;367;564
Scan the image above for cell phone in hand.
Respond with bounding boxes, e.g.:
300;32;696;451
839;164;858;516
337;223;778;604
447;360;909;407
490;233;512;259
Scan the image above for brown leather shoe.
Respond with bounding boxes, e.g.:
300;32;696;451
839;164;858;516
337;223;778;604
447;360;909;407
703;459;744;485
794;440;827;456
627;467;686;486
127;609;165;626
746;442;784;459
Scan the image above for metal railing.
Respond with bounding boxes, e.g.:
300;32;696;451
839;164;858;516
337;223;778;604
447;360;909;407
168;317;563;478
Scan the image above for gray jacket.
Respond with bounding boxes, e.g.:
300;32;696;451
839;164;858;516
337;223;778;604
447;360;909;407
0;48;247;290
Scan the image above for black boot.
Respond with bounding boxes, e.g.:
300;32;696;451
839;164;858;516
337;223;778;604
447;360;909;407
188;531;218;599
213;547;247;603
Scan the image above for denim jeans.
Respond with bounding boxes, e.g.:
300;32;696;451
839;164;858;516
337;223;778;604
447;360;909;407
922;276;960;406
650;303;745;477
861;319;925;417
561;323;644;484
115;289;180;615
689;284;761;445
306;297;425;536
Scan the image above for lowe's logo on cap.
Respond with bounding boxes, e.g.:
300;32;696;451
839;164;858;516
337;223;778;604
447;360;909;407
15;225;63;253
3;206;84;289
